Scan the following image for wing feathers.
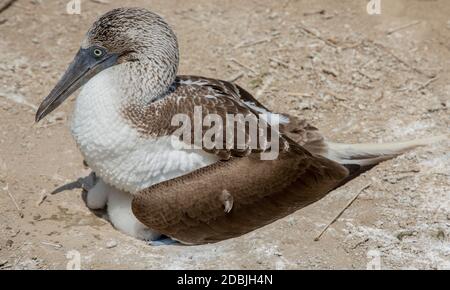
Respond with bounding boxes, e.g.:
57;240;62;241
132;150;348;244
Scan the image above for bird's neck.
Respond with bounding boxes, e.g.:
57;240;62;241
73;60;177;132
113;60;177;106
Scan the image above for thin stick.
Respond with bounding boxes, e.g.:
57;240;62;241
374;91;384;102
314;184;371;241
303;9;325;16
36;189;48;206
322;68;338;78
227;72;244;83
0;260;10;269
331;94;348;102
234;34;280;49
269;57;301;73
237;39;268;48
370;40;435;78
286;92;313;98
357;70;376;81
41;241;63;249
386;21;420;35
0;0;17;14
341;41;364;50
4;184;23;218
229;58;256;74
90;0;110;4
298;23;337;48
417;76;438;90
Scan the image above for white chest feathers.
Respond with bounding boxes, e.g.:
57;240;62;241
70;67;218;193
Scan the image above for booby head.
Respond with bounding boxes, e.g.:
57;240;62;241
36;7;179;122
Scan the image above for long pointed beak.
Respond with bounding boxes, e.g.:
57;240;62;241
35;48;118;122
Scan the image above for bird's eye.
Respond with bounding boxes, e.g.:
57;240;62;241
93;48;103;58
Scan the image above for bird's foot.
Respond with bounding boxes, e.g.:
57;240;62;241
79;171;97;192
135;227;162;242
148;237;178;246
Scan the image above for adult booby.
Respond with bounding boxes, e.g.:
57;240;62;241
35;7;442;244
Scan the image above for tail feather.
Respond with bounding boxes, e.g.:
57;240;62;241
279;113;446;184
326;135;446;166
323;135;447;181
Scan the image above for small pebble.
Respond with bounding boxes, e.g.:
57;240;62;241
106;240;117;249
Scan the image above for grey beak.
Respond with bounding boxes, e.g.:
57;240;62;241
35;48;117;122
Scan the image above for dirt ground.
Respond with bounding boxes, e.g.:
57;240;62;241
0;0;449;270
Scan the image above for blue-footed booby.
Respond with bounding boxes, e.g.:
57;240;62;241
35;7;444;244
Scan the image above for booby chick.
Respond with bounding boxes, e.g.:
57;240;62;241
35;8;444;244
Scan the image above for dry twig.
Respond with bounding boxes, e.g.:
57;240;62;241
41;241;63;249
4;184;24;218
314;184;371;241
303;9;326;17
386;21;421;35
36;189;48;206
286;92;313;98
234;33;280;49
229;58;256;74
0;0;17;14
369;40;435;78
269;57;301;73
298;23;338;48
90;0;110;4
417;76;439;90
227;72;244;83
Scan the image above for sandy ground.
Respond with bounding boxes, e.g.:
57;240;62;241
0;0;449;270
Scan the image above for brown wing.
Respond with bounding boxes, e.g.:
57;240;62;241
132;147;348;244
128;76;349;244
123;76;289;160
176;76;328;155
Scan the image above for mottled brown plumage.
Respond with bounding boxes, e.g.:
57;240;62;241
132;145;348;244
125;76;349;244
122;76;292;159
